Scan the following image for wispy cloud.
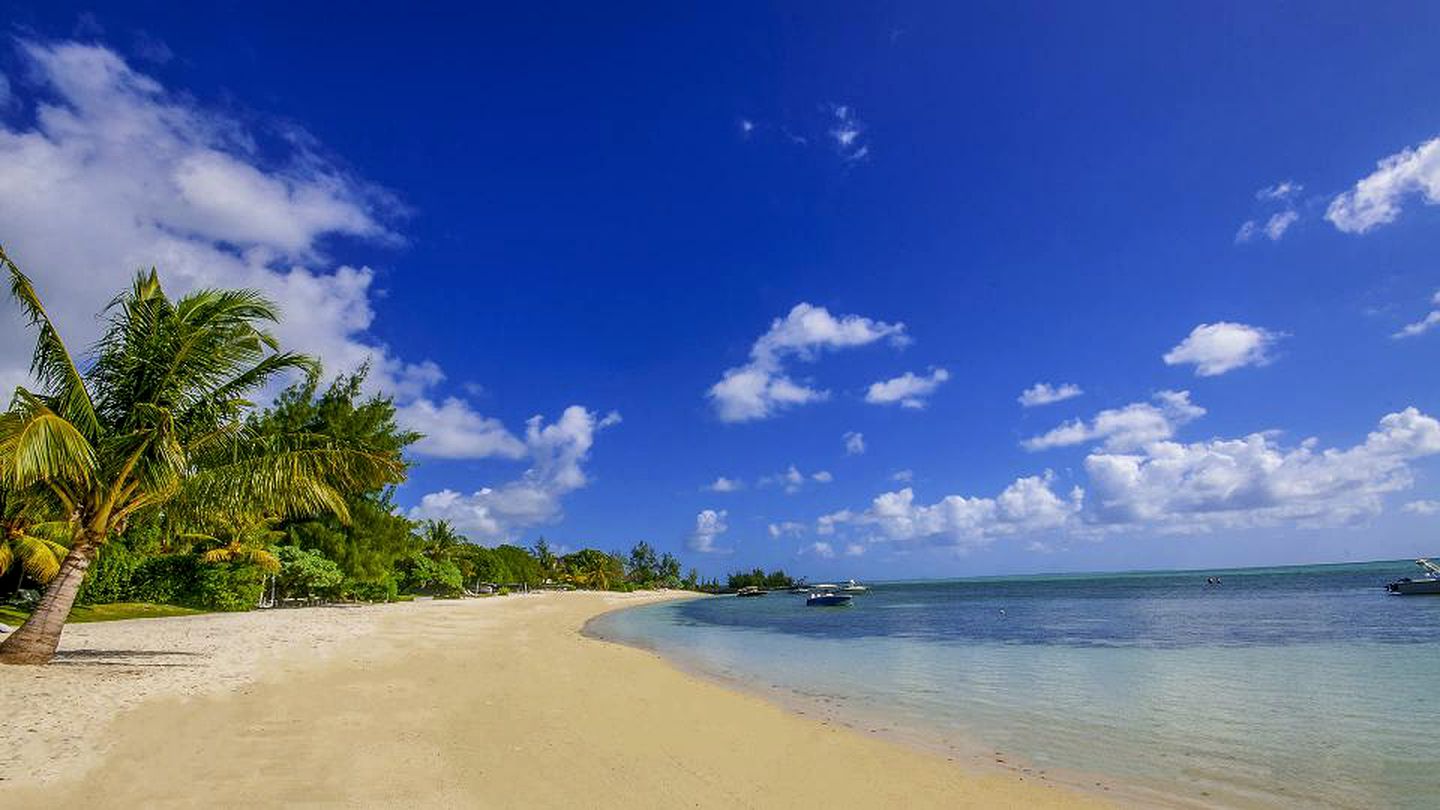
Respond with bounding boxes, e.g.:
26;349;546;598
1018;382;1083;408
1393;291;1440;339
844;431;866;455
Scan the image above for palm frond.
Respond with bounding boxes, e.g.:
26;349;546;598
1;246;100;439
0;390;97;488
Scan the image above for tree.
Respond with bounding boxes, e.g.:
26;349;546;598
562;548;625;590
255;370;420;587
0;485;68;585
274;545;344;600
532;537;559;581
626;541;659;585
0;257;403;664
658;552;682;587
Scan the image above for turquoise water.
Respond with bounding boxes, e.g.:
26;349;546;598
589;561;1440;808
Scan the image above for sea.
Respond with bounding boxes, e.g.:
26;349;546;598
587;560;1440;808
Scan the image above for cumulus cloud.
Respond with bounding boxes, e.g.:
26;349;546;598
1163;322;1283;376
865;368;949;409
803;541;836;558
1393;291;1440;339
891;469;914;483
1018;382;1083;408
821;407;1440;552
396;398;527;460
1023;390;1205;452
1327;136;1440;233
689;509;730;553
817;473;1082;550
844;431;866;455
0;39;524;461
705;476;744;493
1084;408;1440;531
408;407;621;541
708;303;907;422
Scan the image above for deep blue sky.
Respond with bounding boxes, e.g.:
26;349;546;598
5;3;1440;578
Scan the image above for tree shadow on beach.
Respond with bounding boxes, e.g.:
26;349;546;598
48;649;204;668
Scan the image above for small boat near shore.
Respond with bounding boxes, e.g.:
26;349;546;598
839;579;868;594
736;586;768;597
805;584;853;607
1386;558;1440;594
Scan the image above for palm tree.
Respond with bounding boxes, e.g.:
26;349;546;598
0;250;404;664
419;519;464;563
0;484;69;584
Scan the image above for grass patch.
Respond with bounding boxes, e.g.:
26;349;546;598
0;602;205;626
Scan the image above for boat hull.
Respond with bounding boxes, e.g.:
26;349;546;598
806;594;853;607
1386;578;1440;594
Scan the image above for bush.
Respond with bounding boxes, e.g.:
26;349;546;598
78;543;143;605
348;576;398;603
127;554;264;612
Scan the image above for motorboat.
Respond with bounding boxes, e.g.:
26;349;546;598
1386;558;1440;594
839;579;868;594
806;586;852;607
736;585;768;597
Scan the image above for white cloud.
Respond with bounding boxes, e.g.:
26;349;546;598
708;303;907;422
396;398;526;460
1393;291;1440;339
1237;181;1303;243
1084;407;1440;531
689;509;730;553
1403;500;1440;515
768;521;806;538
843;543;865;556
759;464;834;494
739;118;755;136
1327;136;1440;233
828;104;869;161
1163;322;1283;376
0;40;518;460
1018;382;1083;408
705;476;744;493
844;431;866;455
803;541;836;559
891;469;914;483
818;473;1082;550
821;407;1440;552
865;368;949;409
1256;181;1302;201
1023;390;1205;452
408;407;620;541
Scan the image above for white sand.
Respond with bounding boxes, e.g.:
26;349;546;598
0;592;1108;808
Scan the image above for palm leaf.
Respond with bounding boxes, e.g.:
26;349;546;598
1;246;100;439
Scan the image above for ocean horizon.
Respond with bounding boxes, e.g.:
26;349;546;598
591;558;1440;808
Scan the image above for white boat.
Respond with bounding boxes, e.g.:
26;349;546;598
839;579;868;594
806;590;853;607
1386;558;1440;594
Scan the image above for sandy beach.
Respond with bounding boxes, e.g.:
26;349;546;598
0;592;1107;808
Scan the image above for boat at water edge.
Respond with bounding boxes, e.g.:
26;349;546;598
805;585;853;607
736;586;768;597
1386;558;1440;594
839;579;868;594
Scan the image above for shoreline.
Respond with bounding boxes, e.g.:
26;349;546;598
0;591;1108;808
585;599;1211;810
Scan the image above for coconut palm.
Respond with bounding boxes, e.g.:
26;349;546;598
0;249;404;664
0;484;69;584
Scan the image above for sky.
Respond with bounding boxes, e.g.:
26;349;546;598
3;3;1440;579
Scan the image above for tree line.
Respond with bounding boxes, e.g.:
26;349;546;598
0;259;713;665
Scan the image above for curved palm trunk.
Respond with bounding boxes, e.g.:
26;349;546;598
0;540;93;665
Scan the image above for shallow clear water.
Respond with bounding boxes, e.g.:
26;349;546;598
590;561;1440;808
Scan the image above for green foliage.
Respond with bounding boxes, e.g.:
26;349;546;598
275;545;345;599
397;551;464;596
562;548;626;590
347;576;399;603
77;542;142;606
124;554;264;611
725;568;794;591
